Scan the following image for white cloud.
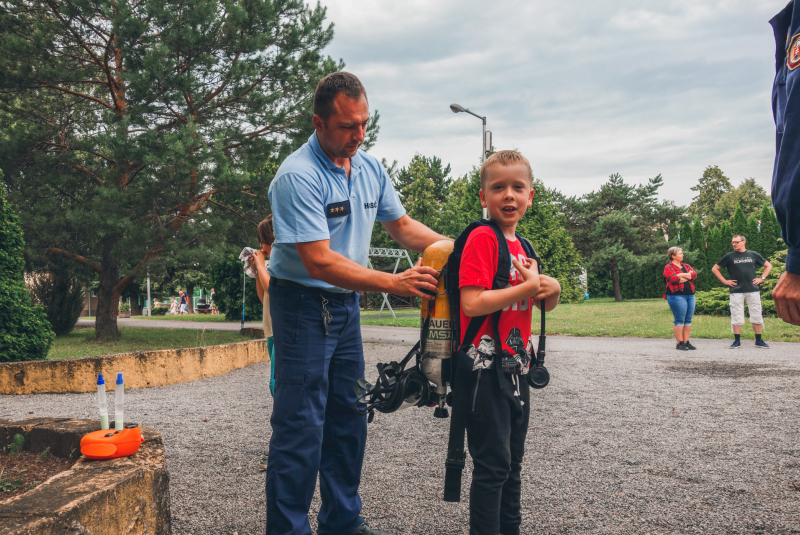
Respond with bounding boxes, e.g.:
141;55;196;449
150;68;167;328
319;0;789;202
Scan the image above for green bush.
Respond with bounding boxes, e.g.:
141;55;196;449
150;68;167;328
151;306;170;316
29;268;85;336
0;176;54;361
694;288;731;316
119;301;131;313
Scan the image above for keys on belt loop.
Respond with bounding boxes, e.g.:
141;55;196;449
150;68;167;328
320;296;332;336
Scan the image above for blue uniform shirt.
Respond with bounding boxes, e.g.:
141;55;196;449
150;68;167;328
267;132;405;291
771;1;800;275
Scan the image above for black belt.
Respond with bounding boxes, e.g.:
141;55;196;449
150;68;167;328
271;277;353;303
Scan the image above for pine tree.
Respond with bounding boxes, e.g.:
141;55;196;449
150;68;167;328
690;217;713;291
759;203;781;260
731;203;748;239
679;219;693;250
689;165;733;223
746;214;761;255
0;0;339;339
707;226;723;270
0;173;54;361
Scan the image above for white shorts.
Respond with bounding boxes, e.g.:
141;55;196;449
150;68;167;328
729;292;763;326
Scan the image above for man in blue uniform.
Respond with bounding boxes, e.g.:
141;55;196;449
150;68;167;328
770;1;800;326
265;72;448;535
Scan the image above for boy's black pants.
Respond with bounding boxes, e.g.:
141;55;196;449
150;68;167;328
456;352;531;535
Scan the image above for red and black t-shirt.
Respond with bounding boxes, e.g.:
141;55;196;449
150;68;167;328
459;227;533;373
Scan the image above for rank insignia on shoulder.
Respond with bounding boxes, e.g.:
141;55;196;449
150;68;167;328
788;33;800;71
326;200;351;218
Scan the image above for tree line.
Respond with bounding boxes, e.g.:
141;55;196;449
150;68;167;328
0;1;784;357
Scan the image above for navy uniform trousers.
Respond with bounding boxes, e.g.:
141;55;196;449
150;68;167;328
266;283;366;535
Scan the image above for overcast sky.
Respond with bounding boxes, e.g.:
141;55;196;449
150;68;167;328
320;0;788;204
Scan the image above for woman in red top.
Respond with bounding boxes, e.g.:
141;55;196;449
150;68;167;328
663;247;698;350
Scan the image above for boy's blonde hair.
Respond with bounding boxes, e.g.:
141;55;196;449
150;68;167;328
479;150;533;190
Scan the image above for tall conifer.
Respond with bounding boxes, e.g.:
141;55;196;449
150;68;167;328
746;214;761;255
679;220;693;250
0;172;53;361
732;203;748;239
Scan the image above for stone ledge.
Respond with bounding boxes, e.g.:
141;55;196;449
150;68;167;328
0;339;268;395
0;418;170;535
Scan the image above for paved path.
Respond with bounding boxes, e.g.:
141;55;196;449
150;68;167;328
5;334;800;534
77;318;419;343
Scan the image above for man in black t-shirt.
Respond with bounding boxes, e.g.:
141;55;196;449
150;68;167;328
712;234;773;349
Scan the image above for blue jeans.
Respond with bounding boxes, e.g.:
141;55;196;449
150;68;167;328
266;284;366;535
666;294;695;327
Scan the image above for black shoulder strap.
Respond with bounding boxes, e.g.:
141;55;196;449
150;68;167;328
456;219;512;354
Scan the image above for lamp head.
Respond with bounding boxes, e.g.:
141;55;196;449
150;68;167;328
450;103;466;113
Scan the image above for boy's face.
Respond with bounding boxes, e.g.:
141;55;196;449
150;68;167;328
479;163;534;230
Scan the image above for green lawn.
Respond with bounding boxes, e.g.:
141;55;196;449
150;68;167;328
49;327;260;360
359;298;800;342
131;314;230;322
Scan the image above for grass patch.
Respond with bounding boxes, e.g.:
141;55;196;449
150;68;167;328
130;314;230;322
49;327;259;360
358;298;800;342
546;298;800;341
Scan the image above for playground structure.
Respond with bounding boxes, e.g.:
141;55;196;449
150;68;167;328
366;248;415;318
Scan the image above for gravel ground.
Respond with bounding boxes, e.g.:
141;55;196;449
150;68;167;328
2;333;799;534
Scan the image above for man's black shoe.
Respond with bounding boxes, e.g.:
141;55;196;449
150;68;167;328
348;523;395;535
676;342;688;350
684;341;696;350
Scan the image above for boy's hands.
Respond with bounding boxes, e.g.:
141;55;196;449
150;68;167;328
532;275;562;312
511;258;540;296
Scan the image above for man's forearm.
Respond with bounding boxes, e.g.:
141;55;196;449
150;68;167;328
300;247;397;293
383;216;450;253
711;266;727;283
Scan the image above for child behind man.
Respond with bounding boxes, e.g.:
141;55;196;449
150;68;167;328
252;215;276;395
456;150;561;535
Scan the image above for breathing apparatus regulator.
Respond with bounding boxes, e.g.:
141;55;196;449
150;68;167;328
353;220;550;424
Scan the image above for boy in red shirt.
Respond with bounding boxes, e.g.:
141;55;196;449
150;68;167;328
458;150;561;535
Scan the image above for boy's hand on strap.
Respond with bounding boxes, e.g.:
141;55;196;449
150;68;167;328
532;275;562;312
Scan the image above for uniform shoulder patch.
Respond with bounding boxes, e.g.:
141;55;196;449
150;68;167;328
788;33;800;71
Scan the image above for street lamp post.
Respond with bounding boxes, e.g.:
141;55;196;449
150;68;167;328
450;103;491;218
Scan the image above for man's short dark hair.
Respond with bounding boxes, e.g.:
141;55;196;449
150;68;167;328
313;72;367;120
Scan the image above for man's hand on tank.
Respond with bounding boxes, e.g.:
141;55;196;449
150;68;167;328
753;277;764;285
725;279;737;287
773;271;800;326
393;261;439;300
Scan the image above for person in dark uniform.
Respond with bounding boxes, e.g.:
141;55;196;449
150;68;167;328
265;72;449;535
770;2;800;326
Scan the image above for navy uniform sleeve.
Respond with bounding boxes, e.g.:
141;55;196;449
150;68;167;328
771;1;800;275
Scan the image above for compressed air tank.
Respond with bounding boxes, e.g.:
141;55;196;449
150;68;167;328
419;240;454;415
